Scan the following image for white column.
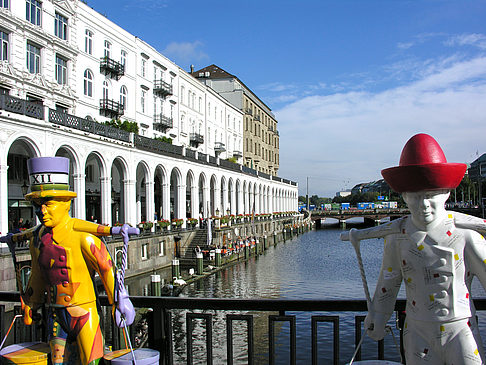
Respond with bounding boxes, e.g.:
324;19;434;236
73;173;85;220
191;184;198;219
177;183;186;227
162;182;170;221
122;179;135;225
0;163;8;237
100;176;111;226
231;185;236;215
214;186;221;216
145;180;155;226
203;186;210;218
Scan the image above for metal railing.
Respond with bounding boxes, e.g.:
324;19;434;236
153;79;173;97
48;109;131;142
189;133;204;144
99;98;124;117
100;56;125;79
153;114;173;130
134;134;183;157
214;141;226;152
3;293;484;364
0;94;44;120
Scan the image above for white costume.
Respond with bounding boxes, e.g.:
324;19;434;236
368;212;486;364
346;134;486;364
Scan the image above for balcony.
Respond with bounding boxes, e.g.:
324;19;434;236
214;141;226;153
190;132;204;146
0;94;44;120
233;150;243;158
153;114;173;131
153;79;173;98
100;57;125;80
99;98;124;118
245;108;253;115
254;114;261;121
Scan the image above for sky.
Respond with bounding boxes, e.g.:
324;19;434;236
91;0;486;198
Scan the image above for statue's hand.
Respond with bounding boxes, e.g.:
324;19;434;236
364;311;387;341
114;273;135;328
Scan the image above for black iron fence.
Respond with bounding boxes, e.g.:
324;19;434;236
4;293;482;364
0;94;44;120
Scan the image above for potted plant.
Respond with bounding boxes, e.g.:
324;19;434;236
187;217;198;228
157;219;170;231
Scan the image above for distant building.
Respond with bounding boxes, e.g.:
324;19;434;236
335;191;352;198
191;65;279;176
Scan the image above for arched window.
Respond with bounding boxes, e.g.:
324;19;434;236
119;85;127;110
104;40;111;58
180;86;185;104
102;80;109;100
83;69;93;97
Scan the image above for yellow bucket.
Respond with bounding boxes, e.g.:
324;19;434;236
0;342;50;365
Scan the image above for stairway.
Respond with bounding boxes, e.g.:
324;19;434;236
182;228;208;261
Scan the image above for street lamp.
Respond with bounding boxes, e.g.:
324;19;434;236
21;181;29;196
215;207;220;217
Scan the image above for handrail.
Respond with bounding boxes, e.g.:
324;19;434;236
2;291;486;364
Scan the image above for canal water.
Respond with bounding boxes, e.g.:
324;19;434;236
124;226;486;364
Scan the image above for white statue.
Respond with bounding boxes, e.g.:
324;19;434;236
343;133;486;364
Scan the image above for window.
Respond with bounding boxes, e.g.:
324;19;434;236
84;29;92;54
55;55;67;85
1;0;8;9
141;243;148;260
26;42;40;74
0;30;8;61
54;13;67;40
120;86;127;110
120;50;127;67
141;58;146;77
159;241;165;256
180;86;185;104
141;89;146;113
26;0;42;26
102;80;109;100
83;69;93;97
104;40;111;58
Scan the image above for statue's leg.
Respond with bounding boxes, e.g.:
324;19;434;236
403;319;442;365
445;318;483;364
69;303;104;365
48;308;78;364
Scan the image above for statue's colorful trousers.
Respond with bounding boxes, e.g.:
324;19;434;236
48;302;103;365
403;317;484;364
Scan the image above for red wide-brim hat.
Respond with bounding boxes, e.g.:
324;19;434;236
381;133;467;193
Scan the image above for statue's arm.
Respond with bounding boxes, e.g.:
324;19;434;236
81;234;116;305
464;229;486;290
366;237;402;340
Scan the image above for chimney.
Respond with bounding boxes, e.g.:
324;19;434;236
190;64;194;73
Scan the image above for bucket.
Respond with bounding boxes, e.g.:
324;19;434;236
0;342;50;365
104;348;160;365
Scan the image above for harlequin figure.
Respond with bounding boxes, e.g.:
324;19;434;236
362;134;486;364
22;157;117;365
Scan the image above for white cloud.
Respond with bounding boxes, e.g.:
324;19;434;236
275;56;486;197
445;33;486;50
162;41;209;65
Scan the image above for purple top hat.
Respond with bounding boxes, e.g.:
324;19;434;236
24;157;77;201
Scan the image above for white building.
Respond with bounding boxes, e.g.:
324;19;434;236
0;0;297;235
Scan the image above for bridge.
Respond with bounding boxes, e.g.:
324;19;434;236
310;208;409;228
310;206;483;228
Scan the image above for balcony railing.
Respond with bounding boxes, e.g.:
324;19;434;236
253;114;260;121
99;98;124;118
0;94;44;120
190;133;204;145
233;150;243;158
134;134;183;157
49;109;131;142
2;292;484;364
100;56;125;80
245;108;253;115
214;141;226;152
153;80;173;98
153;114;173;131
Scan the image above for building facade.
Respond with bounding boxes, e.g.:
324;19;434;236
192;65;280;176
0;0;297;235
